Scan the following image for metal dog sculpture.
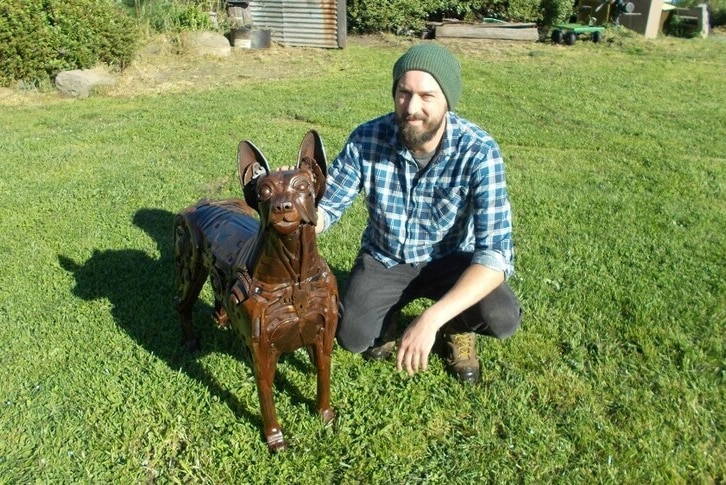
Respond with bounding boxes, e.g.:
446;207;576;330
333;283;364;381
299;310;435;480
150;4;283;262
173;130;338;451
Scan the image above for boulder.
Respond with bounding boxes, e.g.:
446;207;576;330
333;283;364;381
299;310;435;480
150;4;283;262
55;68;116;98
181;31;231;58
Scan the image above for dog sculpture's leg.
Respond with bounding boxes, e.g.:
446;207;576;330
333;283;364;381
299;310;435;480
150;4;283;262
250;340;287;451
311;340;335;424
173;214;207;352
314;290;338;424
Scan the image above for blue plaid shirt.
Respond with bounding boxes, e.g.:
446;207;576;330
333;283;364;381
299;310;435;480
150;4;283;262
319;112;514;277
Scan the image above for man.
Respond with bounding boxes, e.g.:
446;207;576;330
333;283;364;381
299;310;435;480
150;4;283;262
316;43;522;383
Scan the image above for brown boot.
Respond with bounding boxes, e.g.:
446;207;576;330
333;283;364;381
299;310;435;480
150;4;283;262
363;317;398;361
442;323;480;384
363;339;396;361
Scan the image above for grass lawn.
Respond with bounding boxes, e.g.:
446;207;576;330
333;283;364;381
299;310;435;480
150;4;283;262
0;33;724;482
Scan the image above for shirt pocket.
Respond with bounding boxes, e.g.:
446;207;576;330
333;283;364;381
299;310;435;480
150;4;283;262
430;186;466;227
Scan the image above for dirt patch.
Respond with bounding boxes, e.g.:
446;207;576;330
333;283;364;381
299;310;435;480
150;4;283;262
111;34;340;95
1;34;536;106
113;33;504;97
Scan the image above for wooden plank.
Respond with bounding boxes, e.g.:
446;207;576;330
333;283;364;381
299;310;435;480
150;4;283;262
436;23;539;41
466;22;538;28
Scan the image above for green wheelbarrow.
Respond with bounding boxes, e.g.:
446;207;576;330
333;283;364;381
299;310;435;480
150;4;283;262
551;23;605;45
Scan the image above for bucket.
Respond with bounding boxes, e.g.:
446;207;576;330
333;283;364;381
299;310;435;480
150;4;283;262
231;28;271;49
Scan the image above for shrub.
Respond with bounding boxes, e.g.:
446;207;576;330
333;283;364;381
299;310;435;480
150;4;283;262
656;0;726;28
694;0;725;26
538;0;575;29
347;0;451;35
464;0;572;28
347;0;574;34
128;0;218;34
457;0;540;23
0;0;140;88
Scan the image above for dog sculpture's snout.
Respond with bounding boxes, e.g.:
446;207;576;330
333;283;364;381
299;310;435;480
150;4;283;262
274;199;294;212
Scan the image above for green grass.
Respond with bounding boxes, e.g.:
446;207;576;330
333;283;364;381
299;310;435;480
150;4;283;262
1;34;725;482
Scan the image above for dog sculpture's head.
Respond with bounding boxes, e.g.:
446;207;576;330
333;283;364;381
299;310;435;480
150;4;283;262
237;130;327;236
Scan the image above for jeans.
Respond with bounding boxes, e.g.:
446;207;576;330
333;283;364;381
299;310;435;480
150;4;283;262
336;251;523;353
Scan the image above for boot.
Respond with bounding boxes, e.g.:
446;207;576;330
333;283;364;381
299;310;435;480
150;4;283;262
363;339;396;361
441;321;480;384
363;317;398;361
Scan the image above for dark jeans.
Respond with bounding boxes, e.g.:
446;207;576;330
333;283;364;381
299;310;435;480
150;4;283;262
336;251;523;353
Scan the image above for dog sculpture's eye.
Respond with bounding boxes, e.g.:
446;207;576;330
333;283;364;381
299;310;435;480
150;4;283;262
258;183;273;200
293;178;310;194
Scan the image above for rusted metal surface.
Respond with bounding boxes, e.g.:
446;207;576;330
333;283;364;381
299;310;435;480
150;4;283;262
250;0;346;48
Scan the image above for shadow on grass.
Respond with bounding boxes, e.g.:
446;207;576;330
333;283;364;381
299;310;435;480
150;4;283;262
58;207;342;442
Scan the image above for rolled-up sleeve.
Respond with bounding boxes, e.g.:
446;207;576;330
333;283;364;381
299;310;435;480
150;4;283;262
470;139;514;278
319;139;363;232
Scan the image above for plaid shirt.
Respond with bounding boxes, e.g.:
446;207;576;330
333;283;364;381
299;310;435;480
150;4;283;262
320;112;514;277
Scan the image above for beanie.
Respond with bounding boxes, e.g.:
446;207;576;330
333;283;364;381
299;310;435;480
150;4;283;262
391;43;462;111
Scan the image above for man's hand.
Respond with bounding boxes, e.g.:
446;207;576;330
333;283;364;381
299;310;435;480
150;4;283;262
395;264;505;377
396;313;440;376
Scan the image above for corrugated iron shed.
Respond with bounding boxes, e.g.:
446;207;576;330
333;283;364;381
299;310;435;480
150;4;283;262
250;0;346;48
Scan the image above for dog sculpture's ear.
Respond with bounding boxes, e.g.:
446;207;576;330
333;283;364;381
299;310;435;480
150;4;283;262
297;130;327;205
238;140;271;212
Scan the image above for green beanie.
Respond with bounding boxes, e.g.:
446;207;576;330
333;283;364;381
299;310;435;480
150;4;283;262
391;43;462;111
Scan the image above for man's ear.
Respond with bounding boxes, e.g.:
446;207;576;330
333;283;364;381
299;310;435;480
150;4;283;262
237;140;270;212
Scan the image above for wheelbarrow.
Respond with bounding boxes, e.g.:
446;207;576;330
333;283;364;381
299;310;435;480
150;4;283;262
551;23;605;45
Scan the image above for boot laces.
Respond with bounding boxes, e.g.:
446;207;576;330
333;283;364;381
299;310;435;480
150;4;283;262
450;332;475;361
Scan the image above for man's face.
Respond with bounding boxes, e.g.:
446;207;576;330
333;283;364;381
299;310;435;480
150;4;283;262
394;70;448;153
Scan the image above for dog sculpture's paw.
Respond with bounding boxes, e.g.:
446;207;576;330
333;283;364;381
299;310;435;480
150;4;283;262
266;429;289;453
319;407;335;425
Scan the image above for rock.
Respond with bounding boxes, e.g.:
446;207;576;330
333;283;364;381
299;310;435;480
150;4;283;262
55;67;116;98
181;31;231;58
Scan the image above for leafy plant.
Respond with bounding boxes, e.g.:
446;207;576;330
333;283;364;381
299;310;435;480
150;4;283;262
347;0;576;34
538;0;575;28
674;0;726;26
147;1;216;33
0;0;139;88
346;0;447;34
121;0;227;34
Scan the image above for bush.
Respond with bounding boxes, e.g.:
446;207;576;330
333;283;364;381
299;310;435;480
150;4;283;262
465;0;573;28
347;0;574;35
539;0;575;29
456;0;540;23
697;0;725;27
658;0;726;28
126;0;218;34
0;0;139;88
347;0;451;35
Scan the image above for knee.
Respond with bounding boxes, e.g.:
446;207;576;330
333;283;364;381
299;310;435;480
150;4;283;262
484;305;522;339
335;317;375;354
335;332;370;354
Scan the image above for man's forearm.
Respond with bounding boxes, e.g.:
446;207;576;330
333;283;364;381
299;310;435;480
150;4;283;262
421;263;505;331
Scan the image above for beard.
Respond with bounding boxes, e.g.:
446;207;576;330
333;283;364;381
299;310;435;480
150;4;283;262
396;111;445;151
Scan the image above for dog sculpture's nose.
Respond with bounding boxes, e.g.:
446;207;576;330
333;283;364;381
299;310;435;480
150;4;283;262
275;200;293;212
